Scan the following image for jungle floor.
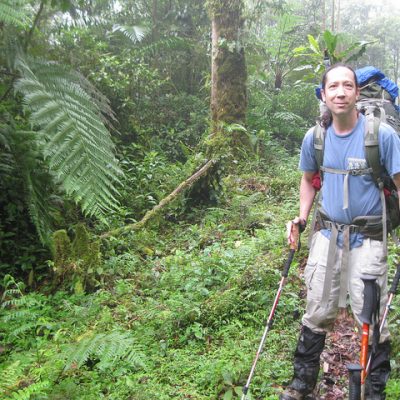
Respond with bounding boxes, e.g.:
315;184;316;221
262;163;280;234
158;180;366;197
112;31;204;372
316;309;360;399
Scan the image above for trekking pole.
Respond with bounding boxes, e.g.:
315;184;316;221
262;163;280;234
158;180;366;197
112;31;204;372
364;262;400;376
241;224;299;400
347;363;363;400
358;275;379;400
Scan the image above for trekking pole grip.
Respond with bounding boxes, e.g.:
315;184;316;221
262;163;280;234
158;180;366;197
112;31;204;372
389;263;400;294
282;224;299;278
347;363;362;400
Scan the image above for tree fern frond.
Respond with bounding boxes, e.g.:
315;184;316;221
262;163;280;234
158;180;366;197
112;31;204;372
64;331;136;371
0;0;31;28
112;24;149;43
0;117;15;174
24;169;54;245
4;127;56;245
22;59;117;124
137;36;193;57
14;56;123;218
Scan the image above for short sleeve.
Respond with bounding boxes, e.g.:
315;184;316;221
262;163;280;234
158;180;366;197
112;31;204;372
378;123;400;177
299;128;318;172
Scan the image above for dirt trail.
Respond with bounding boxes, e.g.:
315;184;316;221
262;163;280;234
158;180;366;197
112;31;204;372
315;309;360;399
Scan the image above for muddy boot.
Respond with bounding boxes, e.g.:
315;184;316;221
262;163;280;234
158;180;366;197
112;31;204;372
365;341;391;400
280;326;326;400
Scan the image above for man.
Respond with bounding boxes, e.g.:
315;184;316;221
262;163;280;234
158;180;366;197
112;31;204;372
280;64;400;400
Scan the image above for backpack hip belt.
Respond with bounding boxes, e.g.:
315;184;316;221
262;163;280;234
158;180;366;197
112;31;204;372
315;210;384;309
317;211;384;241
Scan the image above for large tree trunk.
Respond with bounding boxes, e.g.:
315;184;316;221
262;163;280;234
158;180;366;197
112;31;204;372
208;0;249;155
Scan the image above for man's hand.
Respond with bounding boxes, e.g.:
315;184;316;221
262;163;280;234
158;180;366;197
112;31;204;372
286;217;306;245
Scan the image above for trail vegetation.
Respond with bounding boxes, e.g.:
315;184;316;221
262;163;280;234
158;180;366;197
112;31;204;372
1;1;400;399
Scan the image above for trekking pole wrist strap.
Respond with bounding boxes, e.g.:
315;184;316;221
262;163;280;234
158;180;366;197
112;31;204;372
297;218;307;232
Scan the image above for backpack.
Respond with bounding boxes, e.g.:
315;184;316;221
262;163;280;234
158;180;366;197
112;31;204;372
313;66;400;233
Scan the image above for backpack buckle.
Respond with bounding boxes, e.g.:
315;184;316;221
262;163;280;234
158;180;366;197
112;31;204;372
349;169;364;176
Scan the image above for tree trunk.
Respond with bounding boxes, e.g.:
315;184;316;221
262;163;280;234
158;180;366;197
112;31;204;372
207;0;249;156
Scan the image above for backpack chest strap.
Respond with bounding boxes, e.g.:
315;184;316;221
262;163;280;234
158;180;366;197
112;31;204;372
320;166;373;209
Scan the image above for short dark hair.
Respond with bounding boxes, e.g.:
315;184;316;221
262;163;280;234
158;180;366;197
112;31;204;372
321;63;358;89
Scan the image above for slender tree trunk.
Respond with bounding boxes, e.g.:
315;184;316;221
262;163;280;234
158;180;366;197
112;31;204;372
210;19;218;123
151;0;158;42
322;0;326;32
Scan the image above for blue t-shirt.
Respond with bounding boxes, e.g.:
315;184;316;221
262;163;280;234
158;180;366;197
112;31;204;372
300;114;400;246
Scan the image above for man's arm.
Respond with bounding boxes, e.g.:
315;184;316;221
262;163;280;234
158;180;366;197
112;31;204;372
287;171;317;243
299;171;318;223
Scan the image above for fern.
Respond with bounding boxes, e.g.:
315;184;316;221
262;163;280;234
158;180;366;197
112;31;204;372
0;361;22;395
64;330;139;371
0;362;48;400
14;56;123;218
0;115;55;243
0;0;31;28
112;24;149;43
1;277;48;340
8;380;50;400
137;36;193;57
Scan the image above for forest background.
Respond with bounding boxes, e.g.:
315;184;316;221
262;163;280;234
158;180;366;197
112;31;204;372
1;0;400;399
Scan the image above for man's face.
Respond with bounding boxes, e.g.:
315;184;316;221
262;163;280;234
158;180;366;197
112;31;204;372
321;66;360;117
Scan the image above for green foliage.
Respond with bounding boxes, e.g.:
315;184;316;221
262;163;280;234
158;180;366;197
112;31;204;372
4;379;50;400
0;0;31;28
111;24;149;44
2;1;400;399
0;107;54;265
52;224;102;293
386;379;400;399
14;55;123;218
63;330;141;372
294;30;373;79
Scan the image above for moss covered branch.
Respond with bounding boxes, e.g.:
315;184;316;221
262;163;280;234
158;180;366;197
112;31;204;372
101;159;217;238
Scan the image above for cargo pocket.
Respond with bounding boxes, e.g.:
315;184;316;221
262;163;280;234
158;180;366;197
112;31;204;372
360;239;387;277
304;260;318;291
304;258;330;302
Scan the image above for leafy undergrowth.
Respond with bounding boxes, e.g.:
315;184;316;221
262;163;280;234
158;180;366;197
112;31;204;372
1;156;400;399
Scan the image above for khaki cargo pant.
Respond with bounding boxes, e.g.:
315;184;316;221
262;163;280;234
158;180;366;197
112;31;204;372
302;231;390;343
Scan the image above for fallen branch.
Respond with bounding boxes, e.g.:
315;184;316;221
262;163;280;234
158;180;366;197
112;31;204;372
101;159;217;238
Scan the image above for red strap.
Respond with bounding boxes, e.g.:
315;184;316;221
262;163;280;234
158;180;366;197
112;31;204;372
312;171;321;191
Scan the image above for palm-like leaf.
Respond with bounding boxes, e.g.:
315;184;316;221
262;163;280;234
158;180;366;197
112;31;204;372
0;0;31;28
14;56;122;218
112;24;149;43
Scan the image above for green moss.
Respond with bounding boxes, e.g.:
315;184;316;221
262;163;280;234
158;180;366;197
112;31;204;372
206;0;244;21
71;223;102;291
72;223;90;260
52;229;72;277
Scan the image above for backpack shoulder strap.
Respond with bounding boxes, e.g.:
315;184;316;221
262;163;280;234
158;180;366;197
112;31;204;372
363;110;384;188
364;110;389;249
313;123;325;172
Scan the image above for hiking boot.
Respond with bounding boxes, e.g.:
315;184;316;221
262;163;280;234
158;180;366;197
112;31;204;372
279;388;315;400
283;325;326;397
365;341;391;400
279;388;302;399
